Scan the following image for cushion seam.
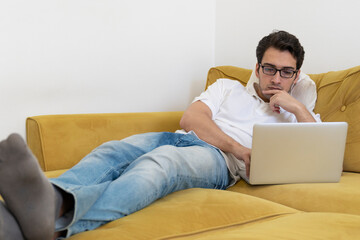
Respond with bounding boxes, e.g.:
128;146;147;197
157;212;296;240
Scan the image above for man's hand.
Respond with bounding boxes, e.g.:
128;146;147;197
231;144;251;178
262;89;316;122
263;89;299;114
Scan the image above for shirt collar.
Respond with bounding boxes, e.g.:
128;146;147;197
245;70;265;102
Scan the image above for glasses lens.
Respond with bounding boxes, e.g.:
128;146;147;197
280;70;294;78
263;67;276;75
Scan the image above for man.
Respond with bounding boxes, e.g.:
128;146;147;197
0;30;320;240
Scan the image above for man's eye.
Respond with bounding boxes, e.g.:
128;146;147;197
264;67;276;73
282;70;293;76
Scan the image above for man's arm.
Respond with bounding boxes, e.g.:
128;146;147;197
263;89;316;122
180;101;251;177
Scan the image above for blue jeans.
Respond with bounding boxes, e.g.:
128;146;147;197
50;132;230;237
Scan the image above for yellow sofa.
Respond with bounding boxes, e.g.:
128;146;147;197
26;65;360;239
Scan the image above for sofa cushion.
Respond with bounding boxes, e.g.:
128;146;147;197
207;65;360;173
45;169;67;179
165;212;360;240
309;66;360;172
27;112;184;171
206;66;252;88
228;172;360;215
65;188;360;240
67;188;298;239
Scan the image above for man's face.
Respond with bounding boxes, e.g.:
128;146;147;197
255;47;300;102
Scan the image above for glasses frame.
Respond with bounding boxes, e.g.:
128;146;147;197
259;64;298;79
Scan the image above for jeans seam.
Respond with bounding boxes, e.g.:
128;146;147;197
174;135;197;147
92;166;118;184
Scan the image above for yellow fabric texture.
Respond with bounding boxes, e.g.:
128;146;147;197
26;112;183;171
206;66;252;88
310;67;360;172
65;189;360;240
206;65;360;172
162;212;360;240
228;172;360;215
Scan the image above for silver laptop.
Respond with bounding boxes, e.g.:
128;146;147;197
248;122;348;185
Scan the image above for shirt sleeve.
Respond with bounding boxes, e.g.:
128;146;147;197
292;73;322;122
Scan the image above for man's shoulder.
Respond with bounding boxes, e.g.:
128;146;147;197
297;72;316;87
291;72;318;110
293;72;317;97
213;78;244;90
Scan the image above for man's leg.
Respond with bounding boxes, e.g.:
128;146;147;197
45;132;185;235
0;134;62;240
49;132;178;235
0;132;228;238
0;131;183;238
64;135;229;236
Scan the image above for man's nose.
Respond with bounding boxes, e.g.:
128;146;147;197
271;71;282;84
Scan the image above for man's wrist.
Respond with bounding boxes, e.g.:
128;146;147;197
228;140;244;155
294;104;316;122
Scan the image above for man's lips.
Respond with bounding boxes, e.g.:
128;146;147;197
267;86;283;90
263;87;283;98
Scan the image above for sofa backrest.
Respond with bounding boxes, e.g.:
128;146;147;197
27;112;184;171
206;65;360;173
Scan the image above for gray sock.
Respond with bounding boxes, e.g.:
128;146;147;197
0;133;60;240
0;201;24;240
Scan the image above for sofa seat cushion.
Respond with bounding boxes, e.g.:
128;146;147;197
161;212;360;240
228;172;360;215
45;169;67;178
65;188;360;240
68;188;298;239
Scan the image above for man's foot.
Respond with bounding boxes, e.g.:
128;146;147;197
0;201;24;240
0;134;61;240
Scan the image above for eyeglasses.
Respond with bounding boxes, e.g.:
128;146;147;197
259;64;298;78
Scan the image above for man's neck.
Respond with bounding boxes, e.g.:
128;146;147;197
253;83;269;103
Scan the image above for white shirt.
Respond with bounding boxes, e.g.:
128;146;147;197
191;73;321;185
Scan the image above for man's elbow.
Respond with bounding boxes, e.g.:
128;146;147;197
179;113;191;131
179;101;212;131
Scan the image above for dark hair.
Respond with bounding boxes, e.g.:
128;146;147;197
256;30;305;69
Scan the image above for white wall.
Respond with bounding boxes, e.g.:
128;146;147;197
0;0;216;139
1;0;359;140
215;0;360;73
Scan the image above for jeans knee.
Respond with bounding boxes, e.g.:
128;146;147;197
132;145;180;183
147;145;182;167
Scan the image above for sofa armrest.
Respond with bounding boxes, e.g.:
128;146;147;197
26;112;183;171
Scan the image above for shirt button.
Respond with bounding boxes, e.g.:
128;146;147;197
340;105;347;112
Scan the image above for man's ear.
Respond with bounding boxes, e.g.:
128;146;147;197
255;63;260;78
